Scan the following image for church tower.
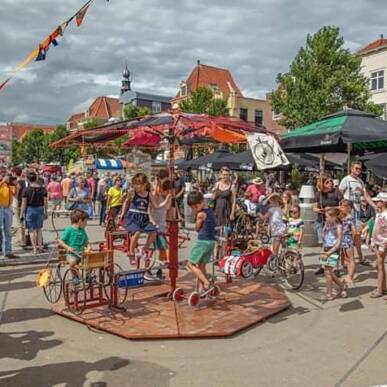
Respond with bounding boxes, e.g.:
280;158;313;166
120;64;131;95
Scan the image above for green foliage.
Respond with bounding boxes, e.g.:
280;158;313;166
11;125;81;166
289;166;304;190
83;118;105;130
270;26;383;129
122;105;151;120
179;87;228;116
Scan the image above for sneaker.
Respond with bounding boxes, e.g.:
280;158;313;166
144;271;156;281
314;267;324;276
5;253;19;259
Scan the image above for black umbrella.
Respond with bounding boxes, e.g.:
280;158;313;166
365;153;387;179
221;150;342;171
281;109;387;154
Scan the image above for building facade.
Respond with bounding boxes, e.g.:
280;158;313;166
357;35;387;119
171;61;286;133
119;65;172;114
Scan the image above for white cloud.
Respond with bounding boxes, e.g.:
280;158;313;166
0;0;385;124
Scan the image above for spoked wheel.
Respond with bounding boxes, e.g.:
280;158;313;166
103;263;128;305
43;263;63;304
172;288;185;302
267;255;279;272
240;261;254;278
188;291;200;307
281;251;305;290
253;265;263;277
63;269;87;315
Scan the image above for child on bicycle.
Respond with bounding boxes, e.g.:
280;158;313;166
287;205;304;251
259;193;286;256
187;191;216;293
340;199;356;285
320;208;347;301
58;209;91;274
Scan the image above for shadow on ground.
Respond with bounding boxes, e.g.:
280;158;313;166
0;357;174;387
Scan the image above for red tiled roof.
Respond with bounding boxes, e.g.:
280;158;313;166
67;112;86;130
88;96;121;119
10;123;55;139
175;63;244;99
357;37;387;55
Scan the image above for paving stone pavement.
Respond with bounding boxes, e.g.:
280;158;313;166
1;215;387;387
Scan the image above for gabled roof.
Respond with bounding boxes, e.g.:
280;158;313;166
175;63;244;99
10;123;55;139
88;96;121;119
357;36;387;56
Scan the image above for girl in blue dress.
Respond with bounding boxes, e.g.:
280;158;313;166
120;173;169;263
320;208;347;301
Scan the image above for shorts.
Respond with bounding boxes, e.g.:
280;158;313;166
372;243;386;253
320;248;339;268
66;252;82;265
190;240;215;264
50;199;61;207
342;234;353;249
126;222;157;234
153;234;168;250
270;222;286;239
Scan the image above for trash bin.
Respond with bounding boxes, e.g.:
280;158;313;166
299;185;318;247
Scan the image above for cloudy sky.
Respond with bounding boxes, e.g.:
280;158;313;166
0;0;385;125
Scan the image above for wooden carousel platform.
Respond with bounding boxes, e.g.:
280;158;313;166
52;276;290;340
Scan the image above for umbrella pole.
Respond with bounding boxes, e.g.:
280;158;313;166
320;154;325;176
347;143;352;174
167;129;178;295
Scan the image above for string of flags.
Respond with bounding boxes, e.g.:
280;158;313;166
0;0;109;92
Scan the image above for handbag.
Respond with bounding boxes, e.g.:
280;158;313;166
65;188;78;211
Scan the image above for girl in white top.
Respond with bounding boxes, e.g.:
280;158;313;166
364;191;387;298
259;193;286;256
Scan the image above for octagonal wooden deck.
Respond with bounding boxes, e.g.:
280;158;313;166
52;277;290;340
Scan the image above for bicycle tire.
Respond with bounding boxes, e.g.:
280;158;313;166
281;251;304;290
43;263;63;304
63;269;86;315
254;141;274;165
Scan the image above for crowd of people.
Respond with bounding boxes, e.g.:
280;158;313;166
0;160;386;301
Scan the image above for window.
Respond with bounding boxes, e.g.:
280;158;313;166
180;81;187;96
370;70;384;91
152;101;162;113
210;83;219;93
272;109;281;121
255;110;263;126
239;108;248;121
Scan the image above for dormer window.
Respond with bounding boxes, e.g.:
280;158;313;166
180;81;187;97
210;83;219;93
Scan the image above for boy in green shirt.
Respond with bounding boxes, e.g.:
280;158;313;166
58;209;90;269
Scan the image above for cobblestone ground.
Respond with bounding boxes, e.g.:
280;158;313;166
0;214;386;387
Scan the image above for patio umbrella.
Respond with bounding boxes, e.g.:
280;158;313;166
281;108;387;154
365;153;387;179
220;150;342;171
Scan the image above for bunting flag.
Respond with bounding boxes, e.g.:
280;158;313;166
76;1;92;27
0;0;108;92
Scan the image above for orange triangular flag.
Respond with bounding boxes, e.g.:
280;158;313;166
76;2;91;27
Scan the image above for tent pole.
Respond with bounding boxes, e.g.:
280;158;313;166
347;143;352;174
320;154;325;176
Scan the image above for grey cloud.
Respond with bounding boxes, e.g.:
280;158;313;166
0;0;386;124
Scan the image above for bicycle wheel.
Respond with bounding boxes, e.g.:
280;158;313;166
253;265;263;277
103;263;128;305
254;142;274;166
281;251;304;290
63;269;86;315
43;263;63;304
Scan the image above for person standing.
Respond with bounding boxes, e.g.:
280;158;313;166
339;161;368;265
67;177;92;216
61;174;72;205
213;166;237;227
313;175;342;275
107;177;123;227
246;177;266;204
13;167;26;246
47;176;62;213
0;170;18;258
20;172;48;255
